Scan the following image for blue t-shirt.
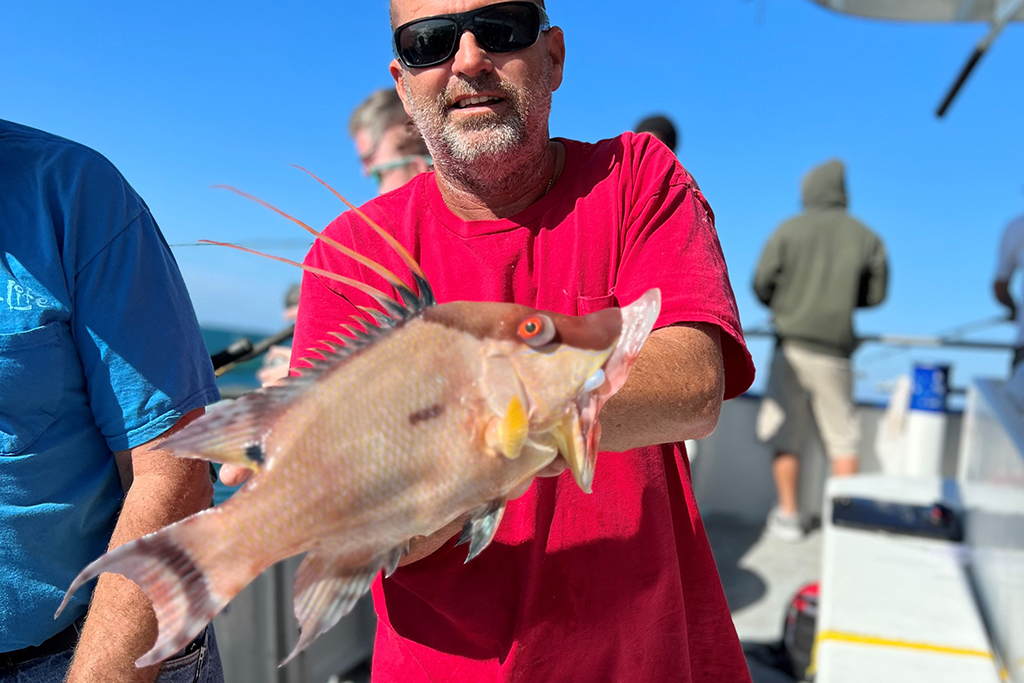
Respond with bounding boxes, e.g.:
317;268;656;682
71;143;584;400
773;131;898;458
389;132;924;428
0;120;221;650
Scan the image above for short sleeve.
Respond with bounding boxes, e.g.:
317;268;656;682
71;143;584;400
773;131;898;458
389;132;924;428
72;203;220;451
614;142;754;399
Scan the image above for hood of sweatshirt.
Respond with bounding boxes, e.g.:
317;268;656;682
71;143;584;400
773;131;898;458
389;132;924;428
801;159;847;210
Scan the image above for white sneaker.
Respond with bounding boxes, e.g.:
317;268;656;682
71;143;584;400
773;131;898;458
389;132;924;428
767;507;805;542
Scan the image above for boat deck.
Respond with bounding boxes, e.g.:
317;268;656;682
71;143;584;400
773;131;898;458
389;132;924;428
705;516;823;683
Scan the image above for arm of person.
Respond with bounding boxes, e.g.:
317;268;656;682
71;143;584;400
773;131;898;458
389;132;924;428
595;321;723;452
753;232;783;306
66;408;213;683
994;279;1016;320
857;236;889;308
995;223;1020;319
398;322;724;565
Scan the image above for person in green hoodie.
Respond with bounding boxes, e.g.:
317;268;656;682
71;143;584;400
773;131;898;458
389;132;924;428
753;159;888;541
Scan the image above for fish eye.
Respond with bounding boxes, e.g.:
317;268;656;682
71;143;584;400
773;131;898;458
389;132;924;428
517;314;556;347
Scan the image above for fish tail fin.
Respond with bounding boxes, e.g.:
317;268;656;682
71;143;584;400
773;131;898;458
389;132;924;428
55;510;255;668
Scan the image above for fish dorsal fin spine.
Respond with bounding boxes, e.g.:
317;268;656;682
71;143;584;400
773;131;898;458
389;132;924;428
204;169;438;385
287;301;417;385
209;169;436;324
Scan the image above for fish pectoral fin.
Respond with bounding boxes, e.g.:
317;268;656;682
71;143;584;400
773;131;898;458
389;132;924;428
383;541;410;579
485;396;529;460
553;408;594;494
159;389;298;469
455;498;507;563
285;552;382;666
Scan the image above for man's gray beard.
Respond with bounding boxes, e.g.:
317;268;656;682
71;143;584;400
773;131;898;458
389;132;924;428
404;68;552;193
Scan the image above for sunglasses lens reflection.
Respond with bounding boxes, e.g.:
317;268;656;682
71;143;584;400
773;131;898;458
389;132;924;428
399;18;459;67
395;3;543;68
473;5;538;53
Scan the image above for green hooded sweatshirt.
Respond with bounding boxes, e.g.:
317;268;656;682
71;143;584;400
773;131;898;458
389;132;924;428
753;159;888;357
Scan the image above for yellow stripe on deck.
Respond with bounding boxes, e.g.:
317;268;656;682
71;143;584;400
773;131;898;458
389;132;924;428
807;629;995;677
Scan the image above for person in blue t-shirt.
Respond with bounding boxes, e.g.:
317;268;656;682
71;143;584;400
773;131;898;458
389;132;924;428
0;120;224;682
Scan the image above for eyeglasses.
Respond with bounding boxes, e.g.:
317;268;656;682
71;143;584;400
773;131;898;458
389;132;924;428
367;154;433;185
393;2;550;69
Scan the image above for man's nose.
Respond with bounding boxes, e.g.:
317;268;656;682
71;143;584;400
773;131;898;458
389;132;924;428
451;31;493;78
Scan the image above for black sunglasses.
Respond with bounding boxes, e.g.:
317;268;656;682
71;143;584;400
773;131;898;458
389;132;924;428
393;2;550;69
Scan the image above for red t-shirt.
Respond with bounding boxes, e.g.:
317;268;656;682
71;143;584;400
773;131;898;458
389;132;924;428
292;132;755;682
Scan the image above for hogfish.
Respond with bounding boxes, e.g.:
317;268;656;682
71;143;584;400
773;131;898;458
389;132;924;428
56;170;661;667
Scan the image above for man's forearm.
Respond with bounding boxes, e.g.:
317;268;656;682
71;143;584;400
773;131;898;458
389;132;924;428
597;323;724;453
67;411;211;683
995;280;1016;316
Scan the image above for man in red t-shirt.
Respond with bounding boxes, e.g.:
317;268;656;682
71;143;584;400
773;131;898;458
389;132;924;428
284;1;754;680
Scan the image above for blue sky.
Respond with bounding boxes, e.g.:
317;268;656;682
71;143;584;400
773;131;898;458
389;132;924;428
2;1;1022;401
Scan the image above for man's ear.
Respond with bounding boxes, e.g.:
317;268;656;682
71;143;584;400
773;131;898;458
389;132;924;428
390;60;413;117
545;27;565;92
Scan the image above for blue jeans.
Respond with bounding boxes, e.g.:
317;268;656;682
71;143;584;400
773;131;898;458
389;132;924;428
0;626;224;683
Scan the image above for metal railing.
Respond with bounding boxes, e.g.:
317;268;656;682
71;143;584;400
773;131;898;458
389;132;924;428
743;326;1015;396
958;379;1024;683
742;328;1014;353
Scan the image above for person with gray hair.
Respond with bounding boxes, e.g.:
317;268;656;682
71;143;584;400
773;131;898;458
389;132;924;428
349;88;432;194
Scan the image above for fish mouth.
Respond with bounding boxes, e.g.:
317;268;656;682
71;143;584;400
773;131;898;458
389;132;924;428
559;289;662;493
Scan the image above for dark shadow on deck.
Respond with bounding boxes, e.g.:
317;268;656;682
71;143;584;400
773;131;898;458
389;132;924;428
704;515;768;613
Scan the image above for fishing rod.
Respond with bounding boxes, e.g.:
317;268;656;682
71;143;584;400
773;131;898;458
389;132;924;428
171;240;307;376
854;314;1011;368
743;313;1013;368
212;324;296;377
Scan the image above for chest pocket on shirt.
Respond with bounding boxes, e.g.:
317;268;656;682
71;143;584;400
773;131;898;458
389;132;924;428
0;323;64;455
575;292;616;316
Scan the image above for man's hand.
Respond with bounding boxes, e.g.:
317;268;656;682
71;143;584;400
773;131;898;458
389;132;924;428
256;345;293;387
66;408;212;683
220;462;252;487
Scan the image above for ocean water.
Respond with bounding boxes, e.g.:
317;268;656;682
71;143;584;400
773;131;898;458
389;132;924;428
201;326;273;504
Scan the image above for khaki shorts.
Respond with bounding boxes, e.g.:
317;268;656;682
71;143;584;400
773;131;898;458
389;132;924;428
756;342;860;459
